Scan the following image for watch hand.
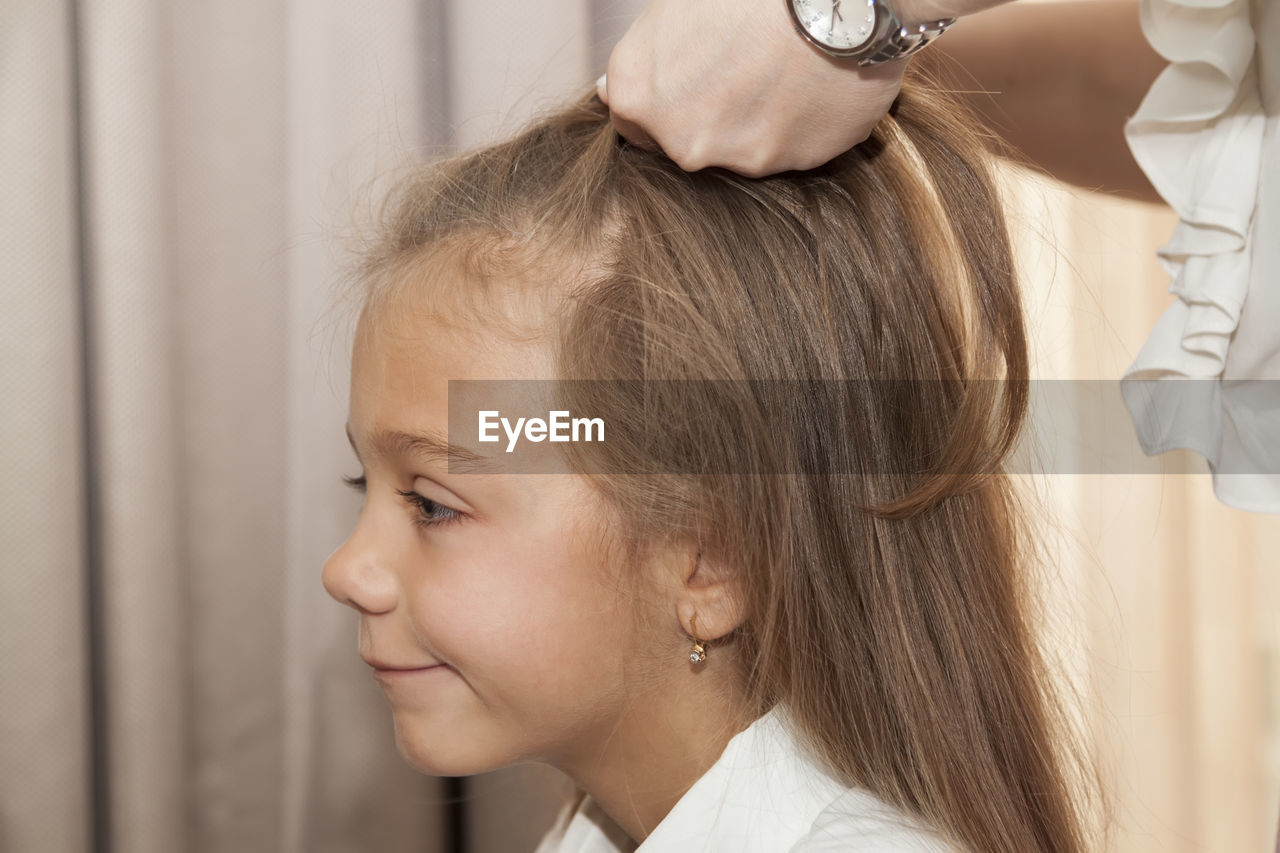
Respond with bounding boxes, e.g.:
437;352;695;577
829;0;843;36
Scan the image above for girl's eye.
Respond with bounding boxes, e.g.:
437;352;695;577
341;474;465;530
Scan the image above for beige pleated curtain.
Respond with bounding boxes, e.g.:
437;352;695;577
2;0;1276;852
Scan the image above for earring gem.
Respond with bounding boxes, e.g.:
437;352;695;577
688;612;707;664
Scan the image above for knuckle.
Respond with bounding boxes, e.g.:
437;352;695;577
671;140;709;172
603;60;651;122
788;150;825;174
714;135;777;178
605;84;647;126
740;147;778;179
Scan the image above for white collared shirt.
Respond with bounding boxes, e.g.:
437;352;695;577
533;704;961;853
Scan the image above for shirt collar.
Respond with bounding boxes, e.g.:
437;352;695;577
637;702;849;851
538;703;851;853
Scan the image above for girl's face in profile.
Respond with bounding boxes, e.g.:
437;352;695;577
322;273;668;778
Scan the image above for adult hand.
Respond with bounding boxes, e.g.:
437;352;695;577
598;0;907;177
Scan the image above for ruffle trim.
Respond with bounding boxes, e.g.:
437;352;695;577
1118;0;1278;511
1123;0;1263;381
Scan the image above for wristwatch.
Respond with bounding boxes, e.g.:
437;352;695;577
786;0;956;66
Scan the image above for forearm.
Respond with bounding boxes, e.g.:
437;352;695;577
911;1;1167;203
897;0;1013;25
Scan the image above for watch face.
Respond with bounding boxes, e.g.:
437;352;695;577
791;0;878;53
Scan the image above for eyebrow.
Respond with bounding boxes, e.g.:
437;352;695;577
346;423;497;474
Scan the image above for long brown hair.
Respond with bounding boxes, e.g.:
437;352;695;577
345;66;1101;853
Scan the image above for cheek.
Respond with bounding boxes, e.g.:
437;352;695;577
421;524;630;693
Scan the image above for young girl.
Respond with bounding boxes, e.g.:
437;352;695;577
322;65;1098;852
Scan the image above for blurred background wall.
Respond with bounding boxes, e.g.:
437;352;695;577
1;0;1275;851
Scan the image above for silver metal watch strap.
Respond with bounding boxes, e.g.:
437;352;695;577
858;14;957;67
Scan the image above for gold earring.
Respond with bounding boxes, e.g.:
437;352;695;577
688;613;707;664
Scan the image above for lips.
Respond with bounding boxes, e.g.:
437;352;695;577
362;656;443;671
372;664;448;687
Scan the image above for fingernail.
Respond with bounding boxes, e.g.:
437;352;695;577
596;73;606;89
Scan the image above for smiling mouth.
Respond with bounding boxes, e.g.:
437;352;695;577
362;654;445;671
373;664;447;682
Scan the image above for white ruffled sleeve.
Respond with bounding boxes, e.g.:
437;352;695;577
1119;0;1280;512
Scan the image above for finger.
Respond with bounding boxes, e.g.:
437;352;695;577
608;112;661;153
596;73;608;104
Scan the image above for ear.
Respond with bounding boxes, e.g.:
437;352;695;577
674;549;745;643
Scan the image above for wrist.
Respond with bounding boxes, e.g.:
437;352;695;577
895;0;1010;25
890;0;925;28
786;0;959;66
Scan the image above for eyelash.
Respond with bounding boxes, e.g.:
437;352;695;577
341;474;464;530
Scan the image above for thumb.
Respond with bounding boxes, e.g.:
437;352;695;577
596;73;608;104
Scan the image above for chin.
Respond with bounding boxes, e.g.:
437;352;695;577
391;711;503;777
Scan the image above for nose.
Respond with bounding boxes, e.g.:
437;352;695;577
322;518;399;614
